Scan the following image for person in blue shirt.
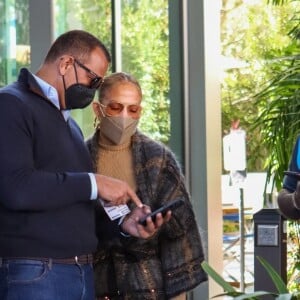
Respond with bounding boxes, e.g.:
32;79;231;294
0;29;168;300
278;135;300;219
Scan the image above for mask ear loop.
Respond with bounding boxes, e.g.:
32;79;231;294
98;103;107;117
73;62;79;83
62;75;67;91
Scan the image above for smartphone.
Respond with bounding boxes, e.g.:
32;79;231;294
138;198;184;226
284;171;300;179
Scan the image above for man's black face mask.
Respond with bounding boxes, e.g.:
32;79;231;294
62;59;101;110
64;83;96;110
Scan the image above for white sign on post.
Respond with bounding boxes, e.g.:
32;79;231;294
223;128;247;187
223;129;246;172
222;127;247;292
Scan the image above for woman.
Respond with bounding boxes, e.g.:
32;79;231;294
87;72;207;300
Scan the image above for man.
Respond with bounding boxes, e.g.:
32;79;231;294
0;30;167;300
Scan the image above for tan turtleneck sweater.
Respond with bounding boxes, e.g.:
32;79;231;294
96;133;137;191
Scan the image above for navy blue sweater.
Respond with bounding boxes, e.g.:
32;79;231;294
0;68;98;258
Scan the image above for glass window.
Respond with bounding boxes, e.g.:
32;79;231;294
53;0;170;143
0;1;170;142
0;0;30;87
54;0;112;138
120;0;170;144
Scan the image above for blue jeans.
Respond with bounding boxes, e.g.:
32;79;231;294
0;258;95;300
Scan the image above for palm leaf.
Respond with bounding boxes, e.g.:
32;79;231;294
233;291;278;300
256;256;289;293
275;295;293;300
267;0;290;5
201;261;236;293
252;56;300;191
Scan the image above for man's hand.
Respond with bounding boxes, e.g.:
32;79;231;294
292;181;300;210
120;205;172;239
278;184;300;220
95;174;142;207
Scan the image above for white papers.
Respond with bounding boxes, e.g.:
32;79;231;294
99;199;130;220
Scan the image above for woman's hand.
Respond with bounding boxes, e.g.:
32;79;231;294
120;205;172;239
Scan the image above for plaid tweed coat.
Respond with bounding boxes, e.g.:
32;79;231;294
87;130;207;300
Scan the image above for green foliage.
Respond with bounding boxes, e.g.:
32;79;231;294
249;0;300;190
15;0;30;45
268;0;290;5
0;0;30;87
252;54;300;191
201;260;238;296
223;220;239;233
55;0;170;143
120;0;170;144
258;257;289;293
221;0;300;172
201;257;298;299
52;0;111;139
246;1;300;293
287;220;300;292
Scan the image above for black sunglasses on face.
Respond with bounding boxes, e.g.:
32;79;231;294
74;58;104;89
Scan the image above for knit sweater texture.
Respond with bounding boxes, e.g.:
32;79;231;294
87;129;207;300
0;68;98;258
96;134;136;190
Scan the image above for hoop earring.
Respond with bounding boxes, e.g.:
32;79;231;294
93;116;100;129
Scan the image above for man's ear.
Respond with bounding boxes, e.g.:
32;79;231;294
58;56;74;76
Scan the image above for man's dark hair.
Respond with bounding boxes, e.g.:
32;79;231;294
44;30;111;64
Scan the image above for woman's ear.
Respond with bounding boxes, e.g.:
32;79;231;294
92;102;102;118
92;102;103;129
